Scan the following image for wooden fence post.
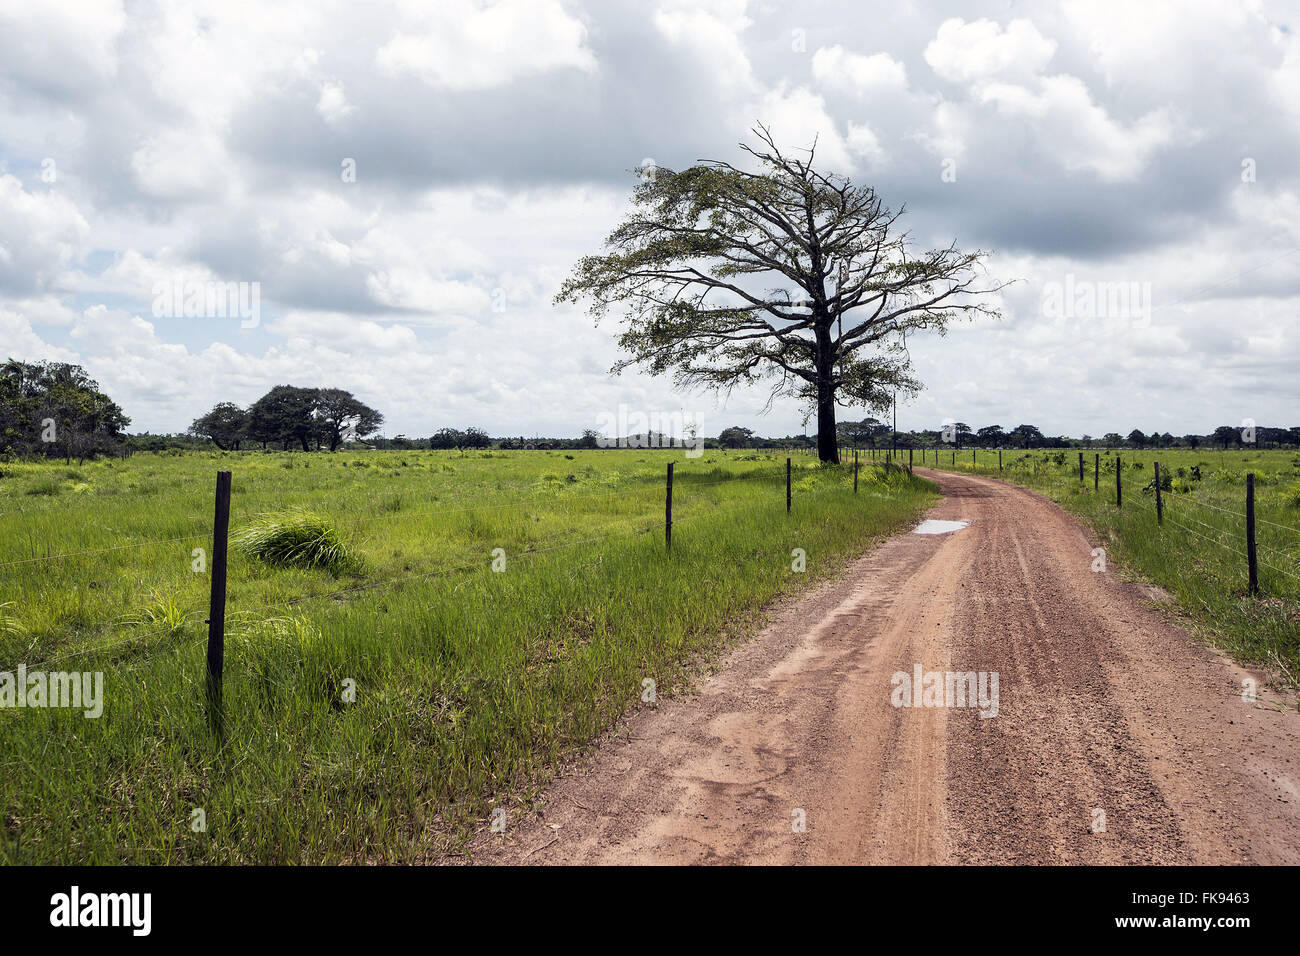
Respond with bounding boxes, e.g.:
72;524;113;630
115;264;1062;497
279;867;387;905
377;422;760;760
854;449;859;493
1094;453;1099;491
665;462;673;551
207;470;232;693
1154;461;1163;524
1078;452;1084;483
1246;472;1258;595
1116;455;1122;508
998;449;1002;472
786;457;792;513
909;447;914;474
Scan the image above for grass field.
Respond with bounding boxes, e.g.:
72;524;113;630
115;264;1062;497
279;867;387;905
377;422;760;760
0;447;935;863
920;445;1300;686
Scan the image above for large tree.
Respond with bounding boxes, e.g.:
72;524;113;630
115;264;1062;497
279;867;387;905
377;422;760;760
313;388;383;451
189;402;249;450
718;425;755;448
976;424;1006;448
1009;424;1045;448
557;127;1004;462
246;385;320;450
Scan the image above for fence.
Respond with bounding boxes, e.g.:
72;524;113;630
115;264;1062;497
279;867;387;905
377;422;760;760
918;449;1300;598
1;451;913;699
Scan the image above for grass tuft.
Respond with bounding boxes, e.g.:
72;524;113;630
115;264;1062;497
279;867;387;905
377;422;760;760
234;510;361;574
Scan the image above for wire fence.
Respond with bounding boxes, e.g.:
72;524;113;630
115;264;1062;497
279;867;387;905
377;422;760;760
918;447;1300;594
2;451;901;680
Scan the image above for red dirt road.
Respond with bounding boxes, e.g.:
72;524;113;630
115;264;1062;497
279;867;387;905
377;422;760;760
474;469;1300;864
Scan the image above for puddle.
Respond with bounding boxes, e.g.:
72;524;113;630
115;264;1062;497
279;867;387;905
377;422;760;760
913;519;970;535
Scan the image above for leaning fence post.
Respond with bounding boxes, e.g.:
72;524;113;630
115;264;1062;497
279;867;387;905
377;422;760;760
665;461;673;551
1116;455;1122;508
786;457;792;513
1154;461;1163;524
207;470;232;693
1246;472;1258;595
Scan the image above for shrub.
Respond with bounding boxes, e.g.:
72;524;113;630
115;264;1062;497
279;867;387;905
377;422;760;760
234;510;361;574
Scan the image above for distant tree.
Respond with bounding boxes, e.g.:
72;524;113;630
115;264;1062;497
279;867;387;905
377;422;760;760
1183;433;1200;449
1102;432;1123;447
462;427;492;449
429;428;466;450
1126;429;1147;448
0;359;130;461
1009;424;1045;448
579;428;601;449
718;425;756;449
313;388;383;451
1211;425;1238;450
836;417;882;448
246;385;319;450
976;424;1006;448
189;402;249;450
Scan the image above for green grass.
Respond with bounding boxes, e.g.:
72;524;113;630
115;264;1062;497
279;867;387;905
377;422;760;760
919;445;1300;686
0;447;934;863
234;510;361;575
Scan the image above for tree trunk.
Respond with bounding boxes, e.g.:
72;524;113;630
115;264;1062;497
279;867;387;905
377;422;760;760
814;322;839;464
816;388;838;463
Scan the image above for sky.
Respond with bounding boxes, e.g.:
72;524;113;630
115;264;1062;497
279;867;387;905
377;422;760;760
1;0;1298;440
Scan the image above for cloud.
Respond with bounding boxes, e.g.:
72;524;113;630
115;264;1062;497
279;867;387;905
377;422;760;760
751;84;853;170
924;18;1057;84
0;0;125;99
976;74;1184;181
377;0;597;90
812;46;908;96
0;174;90;295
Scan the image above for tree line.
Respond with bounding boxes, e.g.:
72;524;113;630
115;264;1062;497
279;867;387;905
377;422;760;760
826;418;1300;450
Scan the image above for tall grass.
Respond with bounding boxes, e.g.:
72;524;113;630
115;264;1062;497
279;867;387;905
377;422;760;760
0;448;934;863
234;510;360;574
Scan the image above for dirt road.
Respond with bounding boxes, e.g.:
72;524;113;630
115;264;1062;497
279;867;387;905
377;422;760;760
475;469;1300;864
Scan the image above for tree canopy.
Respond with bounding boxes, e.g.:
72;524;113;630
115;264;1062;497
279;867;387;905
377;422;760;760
557;126;1004;462
0;359;130;461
